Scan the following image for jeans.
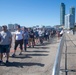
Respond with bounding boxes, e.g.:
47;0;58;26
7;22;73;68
24;39;28;51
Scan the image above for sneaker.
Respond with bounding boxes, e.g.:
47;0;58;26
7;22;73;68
6;60;10;63
0;60;3;65
12;53;16;57
19;52;22;55
32;46;34;48
24;47;26;51
28;46;31;48
24;49;26;52
0;60;3;64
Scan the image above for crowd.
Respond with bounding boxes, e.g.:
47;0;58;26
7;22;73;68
0;25;51;64
0;25;63;64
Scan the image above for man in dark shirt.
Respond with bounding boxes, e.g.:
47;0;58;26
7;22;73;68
28;29;35;48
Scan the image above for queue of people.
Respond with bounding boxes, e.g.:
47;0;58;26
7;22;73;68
0;25;52;64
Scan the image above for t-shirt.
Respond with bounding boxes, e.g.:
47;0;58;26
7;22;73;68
60;30;63;35
24;31;29;40
15;30;23;40
45;32;49;35
34;31;39;37
38;30;44;37
29;31;34;38
0;30;12;45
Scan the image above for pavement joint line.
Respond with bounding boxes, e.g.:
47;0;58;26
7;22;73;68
60;69;76;72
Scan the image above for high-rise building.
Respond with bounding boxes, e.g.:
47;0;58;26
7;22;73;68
70;7;75;24
60;3;65;25
65;14;74;29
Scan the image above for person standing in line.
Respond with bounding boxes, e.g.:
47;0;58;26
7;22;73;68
0;25;12;63
73;29;75;35
34;28;39;45
28;28;35;48
38;28;44;44
28;28;31;47
23;27;29;51
56;30;60;39
60;29;63;37
12;25;24;57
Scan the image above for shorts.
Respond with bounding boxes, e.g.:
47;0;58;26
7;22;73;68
29;38;34;42
0;45;10;53
35;35;39;39
14;39;23;50
15;39;23;45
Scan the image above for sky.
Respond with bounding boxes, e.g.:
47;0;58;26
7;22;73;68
0;0;76;27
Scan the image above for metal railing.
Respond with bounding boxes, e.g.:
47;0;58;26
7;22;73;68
52;34;65;75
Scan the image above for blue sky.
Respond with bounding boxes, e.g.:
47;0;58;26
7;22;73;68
0;0;76;27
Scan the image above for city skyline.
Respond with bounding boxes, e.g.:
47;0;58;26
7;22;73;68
0;0;76;27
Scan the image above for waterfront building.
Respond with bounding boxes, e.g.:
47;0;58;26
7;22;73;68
65;14;74;29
